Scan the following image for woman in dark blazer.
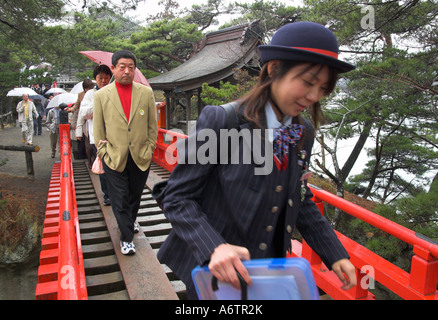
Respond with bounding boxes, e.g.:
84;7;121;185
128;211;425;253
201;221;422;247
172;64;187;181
158;22;357;299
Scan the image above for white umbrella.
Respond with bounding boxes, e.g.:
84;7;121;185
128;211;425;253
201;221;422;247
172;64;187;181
70;80;96;94
46;88;67;95
7;87;38;97
46;93;78;109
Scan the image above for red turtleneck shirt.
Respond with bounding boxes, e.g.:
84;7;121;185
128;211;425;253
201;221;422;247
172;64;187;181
115;81;133;121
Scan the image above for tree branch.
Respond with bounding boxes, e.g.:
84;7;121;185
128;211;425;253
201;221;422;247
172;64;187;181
0;18;20;31
315;158;339;184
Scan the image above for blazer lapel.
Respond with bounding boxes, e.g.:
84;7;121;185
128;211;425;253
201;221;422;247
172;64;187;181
107;83;128;124
128;82;142;124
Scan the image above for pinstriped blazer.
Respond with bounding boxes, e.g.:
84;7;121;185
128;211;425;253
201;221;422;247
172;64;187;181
157;104;349;288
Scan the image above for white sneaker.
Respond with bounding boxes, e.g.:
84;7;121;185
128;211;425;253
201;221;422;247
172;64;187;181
120;241;135;255
134;222;140;233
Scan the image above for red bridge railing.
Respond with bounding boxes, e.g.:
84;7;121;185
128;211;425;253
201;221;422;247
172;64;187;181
35;126;438;300
291;185;438;300
152;128;438;300
153;128;187;172
35;123;87;300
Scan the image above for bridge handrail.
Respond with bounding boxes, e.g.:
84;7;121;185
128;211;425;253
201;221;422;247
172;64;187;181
152;128;184;172
309;184;438;258
307;184;438;300
57;123;87;300
151;128;438;300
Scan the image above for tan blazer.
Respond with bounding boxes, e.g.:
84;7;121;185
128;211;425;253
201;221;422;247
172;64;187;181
93;81;158;173
17;100;38;123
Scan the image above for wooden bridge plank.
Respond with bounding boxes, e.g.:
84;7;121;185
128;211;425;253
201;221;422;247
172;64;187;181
89;170;178;300
85;271;125;296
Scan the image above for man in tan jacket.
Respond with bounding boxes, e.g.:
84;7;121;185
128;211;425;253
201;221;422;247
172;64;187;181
94;50;158;255
17;94;38;145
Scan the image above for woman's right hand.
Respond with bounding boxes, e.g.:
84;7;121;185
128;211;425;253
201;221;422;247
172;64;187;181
208;243;252;290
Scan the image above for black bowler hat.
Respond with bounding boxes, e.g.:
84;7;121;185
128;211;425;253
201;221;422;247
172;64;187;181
258;22;355;73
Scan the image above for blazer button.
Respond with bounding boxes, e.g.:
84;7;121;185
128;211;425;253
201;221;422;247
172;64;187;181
266;225;273;232
275;185;283;192
259;243;267;251
288;199;293;207
271;206;279;213
286;225;292;233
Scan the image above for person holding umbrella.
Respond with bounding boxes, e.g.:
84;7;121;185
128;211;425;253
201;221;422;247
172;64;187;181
16;94;38;145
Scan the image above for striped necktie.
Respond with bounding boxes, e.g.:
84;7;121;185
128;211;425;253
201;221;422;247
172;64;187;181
273;124;304;171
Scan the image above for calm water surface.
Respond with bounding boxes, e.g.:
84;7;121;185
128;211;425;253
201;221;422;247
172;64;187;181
0;247;40;300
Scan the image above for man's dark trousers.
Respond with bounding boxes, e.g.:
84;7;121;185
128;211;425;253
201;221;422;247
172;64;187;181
102;152;150;242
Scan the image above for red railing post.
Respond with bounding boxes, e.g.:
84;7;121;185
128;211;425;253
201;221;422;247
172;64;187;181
301;239;322;265
351;267;371;299
312;196;324;215
409;245;438;296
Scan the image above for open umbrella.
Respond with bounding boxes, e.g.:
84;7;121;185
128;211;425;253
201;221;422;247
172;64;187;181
29;94;45;101
45;88;67;95
79;50;150;87
47;93;78;109
7;87;38;97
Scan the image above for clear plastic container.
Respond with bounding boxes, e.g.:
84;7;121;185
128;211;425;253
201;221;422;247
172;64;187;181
191;257;319;300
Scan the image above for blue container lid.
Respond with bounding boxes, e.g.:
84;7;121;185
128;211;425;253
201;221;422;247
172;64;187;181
191;257;319;300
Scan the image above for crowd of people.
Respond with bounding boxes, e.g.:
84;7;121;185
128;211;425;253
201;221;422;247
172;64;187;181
15;50;158;257
14;22;360;300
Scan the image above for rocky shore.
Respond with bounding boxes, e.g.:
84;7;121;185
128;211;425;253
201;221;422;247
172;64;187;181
0;124;56;299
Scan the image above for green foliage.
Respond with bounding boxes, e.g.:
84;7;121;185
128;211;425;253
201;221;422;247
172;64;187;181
227;0;301;41
201;81;239;106
302;0;438;203
185;0;236;31
131;18;203;73
0;0;64;113
201;69;257;105
0;0;64;47
40;6;143;75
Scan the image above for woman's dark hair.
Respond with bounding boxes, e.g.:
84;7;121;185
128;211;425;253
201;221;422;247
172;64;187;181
93;64;113;79
82;78;95;90
238;61;339;131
